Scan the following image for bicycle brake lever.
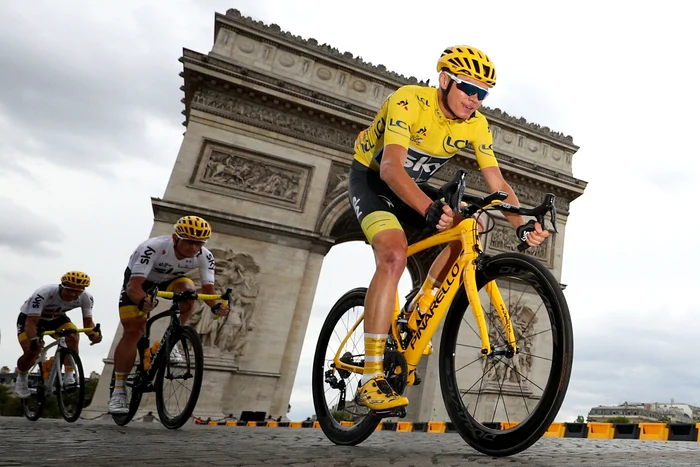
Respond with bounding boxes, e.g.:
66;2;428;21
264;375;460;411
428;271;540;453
546;194;559;233
149;286;160;308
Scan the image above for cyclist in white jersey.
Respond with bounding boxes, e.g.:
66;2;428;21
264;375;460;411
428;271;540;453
14;271;102;398
108;215;230;414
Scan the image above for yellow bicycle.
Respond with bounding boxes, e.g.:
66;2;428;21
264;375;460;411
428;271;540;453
312;169;573;457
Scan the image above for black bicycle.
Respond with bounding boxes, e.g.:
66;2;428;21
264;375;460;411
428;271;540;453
109;287;231;429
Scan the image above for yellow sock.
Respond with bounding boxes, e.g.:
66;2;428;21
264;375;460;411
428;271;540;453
113;372;127;395
361;333;386;385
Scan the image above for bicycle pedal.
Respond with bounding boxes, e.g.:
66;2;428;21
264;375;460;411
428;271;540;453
412;369;422;387
372;407;407;419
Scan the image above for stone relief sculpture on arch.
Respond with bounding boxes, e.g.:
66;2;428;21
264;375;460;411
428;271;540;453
186;247;261;363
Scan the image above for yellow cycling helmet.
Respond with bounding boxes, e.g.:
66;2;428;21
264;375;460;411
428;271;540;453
61;271;91;289
437;45;497;88
174;215;212;241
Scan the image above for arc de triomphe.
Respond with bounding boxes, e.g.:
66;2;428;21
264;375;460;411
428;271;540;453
88;9;587;422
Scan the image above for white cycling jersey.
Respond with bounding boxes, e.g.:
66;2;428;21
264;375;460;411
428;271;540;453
19;284;94;320
125;235;215;285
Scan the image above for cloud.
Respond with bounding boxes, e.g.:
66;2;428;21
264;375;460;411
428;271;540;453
0;2;201;176
0;195;64;256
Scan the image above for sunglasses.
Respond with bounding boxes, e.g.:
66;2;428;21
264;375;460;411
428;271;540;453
175;234;207;246
446;72;489;101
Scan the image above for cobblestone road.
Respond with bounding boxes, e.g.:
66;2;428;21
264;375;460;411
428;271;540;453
2;417;700;466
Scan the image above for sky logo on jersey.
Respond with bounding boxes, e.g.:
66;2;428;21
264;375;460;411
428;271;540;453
442;135;471;152
31;294;45;309
206;252;215;270
404;153;444;177
140;246;156;265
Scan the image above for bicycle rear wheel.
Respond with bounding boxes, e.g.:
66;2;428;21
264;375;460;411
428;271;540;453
312;287;381;446
439;252;573;457
155;325;203;429
55;347;85;422
110;368;143;426
22;360;45;421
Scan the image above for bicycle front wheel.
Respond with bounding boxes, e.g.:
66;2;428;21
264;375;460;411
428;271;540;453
110;368;143;426
55;347;86;423
155;325;203;429
311;287;381;446
439;252;573;457
22;360;45;421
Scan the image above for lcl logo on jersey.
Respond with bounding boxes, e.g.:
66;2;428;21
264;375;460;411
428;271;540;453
442;136;471;153
359;118;386;152
415;95;430;107
388;118;409;131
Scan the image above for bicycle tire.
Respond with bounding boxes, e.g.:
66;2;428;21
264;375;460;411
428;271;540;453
55;347;86;423
22;361;45;421
155;325;203;429
312;287;381;446
110;368;143;426
439;252;573;457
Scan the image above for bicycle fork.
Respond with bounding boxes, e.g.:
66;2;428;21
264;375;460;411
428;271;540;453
463;255;518;357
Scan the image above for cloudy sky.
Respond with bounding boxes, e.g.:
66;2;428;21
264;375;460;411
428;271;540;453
1;0;699;424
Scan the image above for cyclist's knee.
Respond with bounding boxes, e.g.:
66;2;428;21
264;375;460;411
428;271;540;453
120;321;145;343
375;246;408;277
65;333;79;348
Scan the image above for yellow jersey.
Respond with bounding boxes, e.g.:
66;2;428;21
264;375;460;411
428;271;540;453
353;85;498;183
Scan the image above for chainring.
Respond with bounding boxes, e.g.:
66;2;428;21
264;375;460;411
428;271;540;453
383;350;408;395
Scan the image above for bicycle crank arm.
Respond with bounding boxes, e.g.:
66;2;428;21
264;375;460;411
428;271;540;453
371;407;407;419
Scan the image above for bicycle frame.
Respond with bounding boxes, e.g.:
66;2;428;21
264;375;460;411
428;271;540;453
36;327;95;395
332;203;518;386
35;338;66;395
132;288;231;388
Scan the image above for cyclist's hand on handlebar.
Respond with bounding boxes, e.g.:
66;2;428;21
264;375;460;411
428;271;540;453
425;200;455;231
211;302;230;317
137;296;157;313
88;331;102;345
516;220;549;249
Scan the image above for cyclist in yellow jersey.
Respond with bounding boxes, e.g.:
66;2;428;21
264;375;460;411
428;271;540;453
349;45;549;411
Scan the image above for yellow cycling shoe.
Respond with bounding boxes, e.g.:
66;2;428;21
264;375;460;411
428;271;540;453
355;375;408;411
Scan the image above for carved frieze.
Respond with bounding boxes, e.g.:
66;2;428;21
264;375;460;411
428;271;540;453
192;138;313;212
191;89;357;152
322;162;350;208
188;248;260;364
